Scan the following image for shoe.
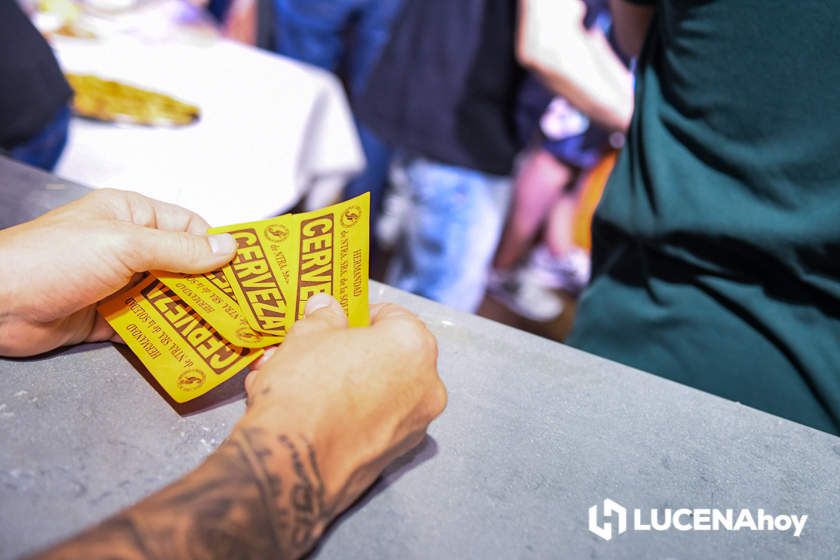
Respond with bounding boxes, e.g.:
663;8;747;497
525;245;591;296
487;268;565;322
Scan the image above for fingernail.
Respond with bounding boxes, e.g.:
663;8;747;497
254;347;277;369
305;292;333;316
209;233;237;255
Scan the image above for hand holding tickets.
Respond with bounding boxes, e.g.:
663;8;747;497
98;194;370;402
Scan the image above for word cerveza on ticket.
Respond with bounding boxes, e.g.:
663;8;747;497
98;193;370;402
99;276;263;403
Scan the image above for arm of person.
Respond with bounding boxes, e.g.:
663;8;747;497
37;296;446;559
223;0;258;45
517;0;639;132
0;191;446;558
609;0;656;59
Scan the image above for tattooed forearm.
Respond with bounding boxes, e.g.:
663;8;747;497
36;428;333;560
277;434;330;549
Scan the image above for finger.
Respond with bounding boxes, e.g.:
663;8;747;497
369;302;420;325
80;310;115;344
127;190;213;234
368;303;438;362
305;293;348;326
369;303;387;322
251;346;278;370
123;225;237;274
244;370;258;395
147;199;213;235
288;293;348;337
96;189;213;235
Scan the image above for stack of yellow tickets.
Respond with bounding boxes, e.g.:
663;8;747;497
98;193;370;403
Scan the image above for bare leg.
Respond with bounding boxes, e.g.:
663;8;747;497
544;194;578;257
493;148;574;271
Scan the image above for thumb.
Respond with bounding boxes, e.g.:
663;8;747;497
125;225;238;274
288;293;348;337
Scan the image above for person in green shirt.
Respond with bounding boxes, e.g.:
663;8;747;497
525;0;840;435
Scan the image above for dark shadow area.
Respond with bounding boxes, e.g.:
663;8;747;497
593;218;840;320
114;344;248;416
454;0;523;174
2;341;111;363
2;339;247;416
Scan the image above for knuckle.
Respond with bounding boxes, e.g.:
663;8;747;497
91;187;129;209
287;318;319;339
312;304;347;326
95;187;118;198
176;232;203;265
88;188;114;202
428;376;448;418
113;224;142;264
394;318;436;356
424;328;439;361
244;371;258;394
376;302;418;322
287;320;309;338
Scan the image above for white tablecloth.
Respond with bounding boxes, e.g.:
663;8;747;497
53;35;364;226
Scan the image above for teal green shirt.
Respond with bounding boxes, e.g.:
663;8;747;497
569;1;840;434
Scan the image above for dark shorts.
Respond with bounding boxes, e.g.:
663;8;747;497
7;105;71;172
542;125;612;170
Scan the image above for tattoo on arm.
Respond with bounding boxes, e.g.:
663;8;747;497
36;428;332;560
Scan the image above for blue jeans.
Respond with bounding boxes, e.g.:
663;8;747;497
386;156;512;312
273;0;403;232
273;0;402;94
8;106;71;172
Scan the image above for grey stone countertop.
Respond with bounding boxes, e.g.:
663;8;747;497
1;157;839;559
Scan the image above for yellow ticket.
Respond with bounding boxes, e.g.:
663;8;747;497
202;268;238;300
288;192;370;327
98;276;263;403
154;270;284;348
211;215;295;336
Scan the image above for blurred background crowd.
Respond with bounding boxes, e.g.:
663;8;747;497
3;0;630;342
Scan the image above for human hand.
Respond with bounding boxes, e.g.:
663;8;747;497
0;189;237;357
36;294;446;559
236;294;447;554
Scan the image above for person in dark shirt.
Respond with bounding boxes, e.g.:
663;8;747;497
222;0;404;242
526;0;840;435
357;0;525;312
270;0;404;242
0;1;73;171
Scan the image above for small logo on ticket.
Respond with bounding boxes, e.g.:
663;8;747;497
177;369;206;392
264;224;289;242
236;327;261;343
341;205;362;227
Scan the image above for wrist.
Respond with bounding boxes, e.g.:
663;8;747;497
241;405;337;480
231;410;344;554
